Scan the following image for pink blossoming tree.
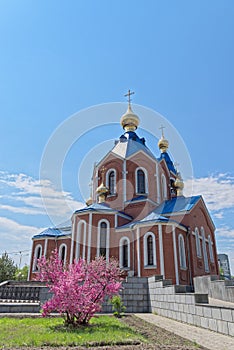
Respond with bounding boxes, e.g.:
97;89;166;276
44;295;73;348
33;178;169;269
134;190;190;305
36;250;123;326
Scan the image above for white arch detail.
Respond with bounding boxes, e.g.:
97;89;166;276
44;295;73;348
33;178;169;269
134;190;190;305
119;236;130;269
97;219;110;262
143;232;156;267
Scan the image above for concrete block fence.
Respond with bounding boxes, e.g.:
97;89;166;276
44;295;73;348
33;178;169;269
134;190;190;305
148;276;234;337
194;275;234;303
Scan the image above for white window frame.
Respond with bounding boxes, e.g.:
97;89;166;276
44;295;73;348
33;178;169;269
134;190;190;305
201;227;209;272
178;234;187;269
33;244;42;272
76;220;87;260
119;236;130;269
208;235;214;263
59;243;67;265
106;168;117;195
135;167;148;194
97;219;110;262
144;232;157;267
195;227;202;257
161;173;167;200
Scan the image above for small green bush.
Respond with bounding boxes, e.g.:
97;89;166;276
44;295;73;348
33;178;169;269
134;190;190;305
110;295;126;318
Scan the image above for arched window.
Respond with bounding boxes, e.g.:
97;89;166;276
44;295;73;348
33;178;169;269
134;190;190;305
119;237;130;268
161;174;167;200
135;167;148;194
106;169;116;195
76;220;86;260
100;222;107;257
178;234;186;269
144;232;156;267
59;244;67;265
33;244;42;271
195;227;202;257
208;235;214;263
201;227;209;272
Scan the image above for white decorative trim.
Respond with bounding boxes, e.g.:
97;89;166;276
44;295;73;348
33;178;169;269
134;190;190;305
156;162;161;203
76;220;87;260
143;232;156;267
195;227;202;257
106;168;117;195
97;219;110;262
123;160;127;204
172;226;179;285
178;234;187;269
135;167;148;194
70;217;75;264
44;239;48;258
136;227;141;277
208;235;214;263
158;225;165;278
119;236;130;268
32;244;42;272
201;227;209;272
161;173;167;200
87;213;92;263
59;243;67;265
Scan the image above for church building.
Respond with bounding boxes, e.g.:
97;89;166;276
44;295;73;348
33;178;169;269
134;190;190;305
29;93;219;285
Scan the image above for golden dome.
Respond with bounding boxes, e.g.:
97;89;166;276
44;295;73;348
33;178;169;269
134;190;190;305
158;136;169;153
174;173;184;196
120;105;140;132
96;182;109;203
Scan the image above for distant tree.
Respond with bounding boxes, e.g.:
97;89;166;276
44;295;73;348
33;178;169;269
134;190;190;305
36;250;123;326
0;252;17;282
15;265;29;281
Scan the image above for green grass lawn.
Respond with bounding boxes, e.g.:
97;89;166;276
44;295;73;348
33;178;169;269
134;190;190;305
0;316;146;348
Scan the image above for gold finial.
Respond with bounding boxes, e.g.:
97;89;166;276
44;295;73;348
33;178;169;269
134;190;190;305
124;89;135;107
158;125;169;153
174;172;184;196
96;166;109;203
86;182;93;206
120;89;140;132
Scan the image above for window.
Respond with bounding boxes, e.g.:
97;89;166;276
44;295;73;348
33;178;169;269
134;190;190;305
76;220;86;260
100;222;107;257
161;174;167;200
59;244;67;265
144;232;156;267
178;234;186;269
106;169;116;195
136;167;148;194
33;244;42;271
195;227;202;257
208;235;214;263
201;227;209;272
119;237;130;268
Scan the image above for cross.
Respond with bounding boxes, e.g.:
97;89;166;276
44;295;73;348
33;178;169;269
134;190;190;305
159;125;165;137
100;166;106;182
124;89;135;105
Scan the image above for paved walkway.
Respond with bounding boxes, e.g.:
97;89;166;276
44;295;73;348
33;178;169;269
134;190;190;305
135;313;234;350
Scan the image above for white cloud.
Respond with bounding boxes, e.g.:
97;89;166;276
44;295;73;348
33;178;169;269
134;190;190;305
0;171;84;223
184;174;234;212
216;226;234;239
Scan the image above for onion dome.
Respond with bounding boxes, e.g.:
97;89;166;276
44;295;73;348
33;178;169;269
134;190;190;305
174;172;184;196
120;104;140;132
158;135;169;153
96;182;109;203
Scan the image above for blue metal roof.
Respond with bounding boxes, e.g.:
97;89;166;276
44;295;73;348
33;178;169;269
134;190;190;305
158;152;177;174
74;202;132;219
33;226;71;239
111;132;156;160
154;195;201;215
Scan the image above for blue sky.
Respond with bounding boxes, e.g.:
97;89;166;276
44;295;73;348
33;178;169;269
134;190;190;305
0;1;233;274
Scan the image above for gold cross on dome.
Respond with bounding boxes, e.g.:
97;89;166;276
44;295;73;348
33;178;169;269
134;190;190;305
124;89;135;105
159;125;165;137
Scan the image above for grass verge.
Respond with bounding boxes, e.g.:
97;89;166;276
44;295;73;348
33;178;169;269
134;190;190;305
0;315;146;348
